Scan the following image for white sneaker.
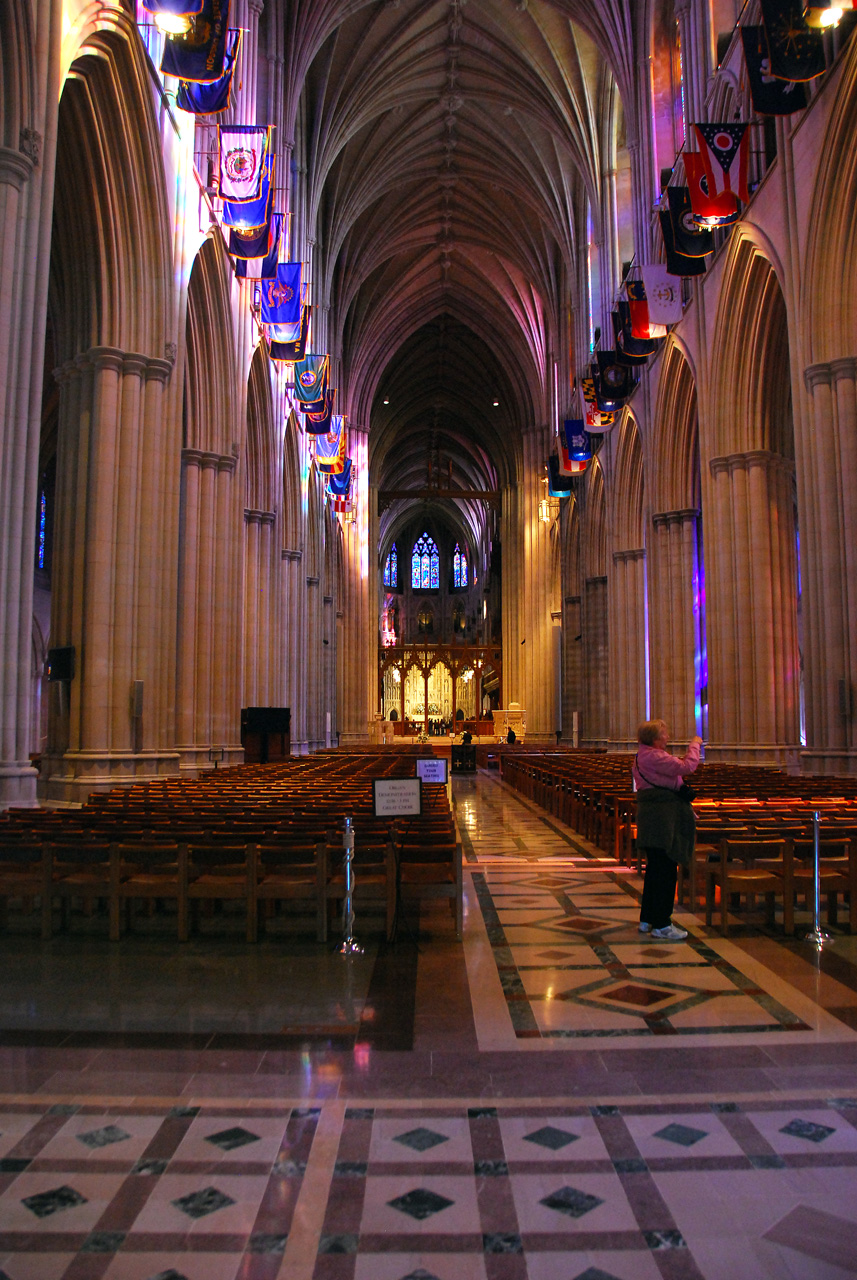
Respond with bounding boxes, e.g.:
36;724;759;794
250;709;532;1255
638;922;652;933
650;924;688;941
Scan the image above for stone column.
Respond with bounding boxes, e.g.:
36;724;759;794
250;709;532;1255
705;450;800;765
647;509;701;742
608;547;648;749
0;140;49;807
305;574;321;748
800;358;857;772
674;0;708;130
562;595;582;744
339;425;372;745
42;348;179;799
243;509;275;707
500;481;522;706
582;576;609;747
281;548;307;752
519;425;559;739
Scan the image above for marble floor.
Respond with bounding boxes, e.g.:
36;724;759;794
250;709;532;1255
2;769;857;1279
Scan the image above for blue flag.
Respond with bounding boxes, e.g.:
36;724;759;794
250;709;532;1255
563;419;592;461
175;29;239;114
303;390;335;434
144;0;204;14
228;188;273;259
294;354;329;409
223;153;273;228
548;455;573;497
327;457;352;495
234;212;282;279
269;306;310;362
260;264;302;327
160;0;230;82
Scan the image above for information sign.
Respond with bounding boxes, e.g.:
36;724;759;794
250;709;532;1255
373;777;423;817
416;757;448;785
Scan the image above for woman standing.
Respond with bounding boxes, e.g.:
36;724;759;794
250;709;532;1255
633;720;702;941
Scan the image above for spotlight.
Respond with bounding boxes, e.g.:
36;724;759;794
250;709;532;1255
492;398;499;407
804;1;843;23
154;11;192;34
383;398;389;404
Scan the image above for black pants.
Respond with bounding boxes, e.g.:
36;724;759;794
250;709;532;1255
640;846;678;928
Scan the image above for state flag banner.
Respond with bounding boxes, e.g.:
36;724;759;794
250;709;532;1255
666;186;714;257
228;201;273;259
640;265;684;325
175;28;239;114
160;0;230;82
659;209;708;278
683;152;740;224
596;352;638;402
759;0;826;80
613;304;659;359
548;455;574;496
144;0;205;15
219;124;270;202
223;153;273;229
235;213;283;279
260;264;302;327
693;123;751;204
294;354;330;410
741;26;808;114
563;419;592;461
327;457;353;496
304;390;336;434
626;281;668;341
316;415;347;473
269;306;310;363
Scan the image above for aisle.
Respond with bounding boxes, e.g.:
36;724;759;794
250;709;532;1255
1;771;857;1280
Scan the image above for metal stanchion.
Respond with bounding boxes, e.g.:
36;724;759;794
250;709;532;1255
339;816;363;955
805;809;832;950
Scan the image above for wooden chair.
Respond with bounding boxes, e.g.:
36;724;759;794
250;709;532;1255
322;834;396;942
185;842;253;938
47;839;112;933
397;828;463;939
789;838;857;932
705;838;794;936
0;839;52;938
110;842;189;942
251;838;327;942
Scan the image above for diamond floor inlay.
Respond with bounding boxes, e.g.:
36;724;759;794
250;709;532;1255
386;1188;455;1221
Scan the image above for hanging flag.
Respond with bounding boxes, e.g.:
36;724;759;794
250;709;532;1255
234;212;283;279
612;305;660;360
666;186;714;257
548;455;574;496
144;0;204;12
222;153;273;228
160;0;230;82
303;390;336;434
683;152;740;224
294;354;330;411
260;263;302;327
581;378;615;432
175;28;239;114
327;457;353;497
640;265;684;325
693;123;751;204
659;209;708;278
759;0;826;80
269;305;311;362
626;281;668;341
564;419;592;461
228;200;273;259
595;352;638;403
316;415;347;473
741;26;808;113
218;124;270;201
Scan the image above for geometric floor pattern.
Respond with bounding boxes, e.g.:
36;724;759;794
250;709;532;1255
3;768;857;1278
473;866;813;1039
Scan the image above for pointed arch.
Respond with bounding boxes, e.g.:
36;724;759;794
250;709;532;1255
651;339;699;514
611;412;645;552
186;236;238;456
246;345;277;513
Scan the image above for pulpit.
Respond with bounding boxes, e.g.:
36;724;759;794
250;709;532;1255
492;703;526;741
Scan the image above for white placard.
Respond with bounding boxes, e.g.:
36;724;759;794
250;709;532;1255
373;778;423;817
416;757;448;785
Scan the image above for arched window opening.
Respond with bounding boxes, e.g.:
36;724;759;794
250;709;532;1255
417;606;434;635
453;542;468;587
411;532;439;590
384;543;398;589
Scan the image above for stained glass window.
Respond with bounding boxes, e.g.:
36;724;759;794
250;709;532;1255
37;491;47;570
384;543;398;589
411;533;439;590
453;543;468;588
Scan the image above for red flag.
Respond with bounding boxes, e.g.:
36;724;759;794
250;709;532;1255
684;151;740;224
693;123;751;204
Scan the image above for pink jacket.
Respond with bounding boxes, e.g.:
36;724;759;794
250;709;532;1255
632;740;701;792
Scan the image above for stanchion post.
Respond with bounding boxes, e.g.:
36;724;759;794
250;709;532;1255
805;809;832;950
339;815;363;955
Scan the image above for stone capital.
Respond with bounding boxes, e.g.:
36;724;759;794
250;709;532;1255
652;507;699;528
709;450;794;479
182;448;237;473
0;145;33;189
803;357;857;391
612;547;646;563
306;575;320;586
244;508;276;525
282;548;302;561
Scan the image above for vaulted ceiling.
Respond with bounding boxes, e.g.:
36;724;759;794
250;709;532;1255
280;0;639;554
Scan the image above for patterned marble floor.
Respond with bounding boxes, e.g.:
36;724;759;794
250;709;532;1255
2;768;857;1280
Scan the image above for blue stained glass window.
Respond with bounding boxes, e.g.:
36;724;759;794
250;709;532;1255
37;492;46;570
384;543;398;589
453;543;468;588
412;533;439;590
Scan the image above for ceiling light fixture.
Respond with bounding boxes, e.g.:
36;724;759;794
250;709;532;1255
154;11;192;35
804;1;843;24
